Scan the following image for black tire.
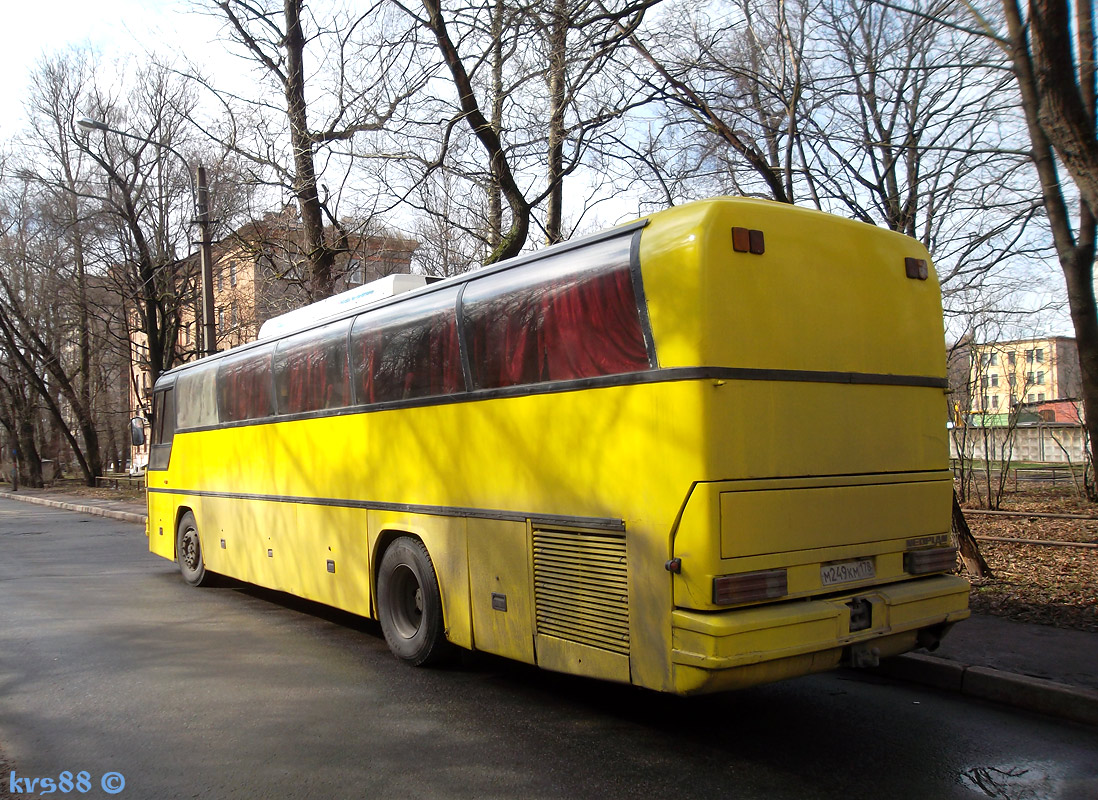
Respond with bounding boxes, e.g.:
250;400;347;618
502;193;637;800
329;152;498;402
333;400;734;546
377;537;452;666
176;511;214;587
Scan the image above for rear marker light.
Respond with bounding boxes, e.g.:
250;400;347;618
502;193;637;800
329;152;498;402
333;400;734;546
905;257;929;280
905;546;957;575
713;568;787;605
732;227;765;254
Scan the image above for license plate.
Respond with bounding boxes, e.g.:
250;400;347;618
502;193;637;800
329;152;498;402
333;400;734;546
821;558;876;587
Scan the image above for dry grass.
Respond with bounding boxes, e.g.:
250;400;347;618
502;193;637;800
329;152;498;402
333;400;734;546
41;480;145;504
961;486;1098;632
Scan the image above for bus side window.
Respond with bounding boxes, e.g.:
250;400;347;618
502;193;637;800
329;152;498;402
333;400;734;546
350;287;464;405
273;321;352;415
217;348;275;422
176;364;218;430
462;235;651;390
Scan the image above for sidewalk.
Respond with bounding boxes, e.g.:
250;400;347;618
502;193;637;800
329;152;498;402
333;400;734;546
877;614;1098;727
3;487;1096;725
1;487;146;525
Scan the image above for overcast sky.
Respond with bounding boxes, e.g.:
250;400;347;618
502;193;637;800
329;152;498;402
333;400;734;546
0;1;223;138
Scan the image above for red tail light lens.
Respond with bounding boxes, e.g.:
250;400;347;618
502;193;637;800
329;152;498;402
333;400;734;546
904;546;958;575
713;569;788;605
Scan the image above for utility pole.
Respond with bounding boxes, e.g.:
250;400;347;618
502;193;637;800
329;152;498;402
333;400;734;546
197;167;217;357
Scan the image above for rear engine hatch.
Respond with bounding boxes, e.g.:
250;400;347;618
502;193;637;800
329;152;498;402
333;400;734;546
721;476;950;559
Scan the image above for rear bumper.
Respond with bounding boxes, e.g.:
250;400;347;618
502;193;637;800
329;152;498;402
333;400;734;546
669;574;970;694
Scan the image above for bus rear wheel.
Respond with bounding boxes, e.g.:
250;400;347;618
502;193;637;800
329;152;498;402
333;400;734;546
176;511;213;587
377;537;452;666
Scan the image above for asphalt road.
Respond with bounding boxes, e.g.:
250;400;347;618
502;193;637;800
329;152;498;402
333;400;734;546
1;497;1096;800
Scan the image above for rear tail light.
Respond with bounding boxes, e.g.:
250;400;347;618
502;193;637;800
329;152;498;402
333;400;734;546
713;569;787;605
904;546;958;575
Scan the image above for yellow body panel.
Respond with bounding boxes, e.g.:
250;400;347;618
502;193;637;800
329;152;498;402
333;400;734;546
718;476;952;559
638;198;944;377
148;380;703;692
147;196;967;695
467;519;536;664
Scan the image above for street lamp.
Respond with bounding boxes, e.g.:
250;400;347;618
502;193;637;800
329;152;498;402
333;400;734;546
77;117;217;358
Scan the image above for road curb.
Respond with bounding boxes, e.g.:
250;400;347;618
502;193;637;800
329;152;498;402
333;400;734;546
877;652;1098;727
1;491;147;525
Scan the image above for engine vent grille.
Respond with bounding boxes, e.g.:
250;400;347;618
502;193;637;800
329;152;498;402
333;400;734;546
532;527;629;655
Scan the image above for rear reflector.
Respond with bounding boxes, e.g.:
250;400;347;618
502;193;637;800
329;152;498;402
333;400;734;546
904;546;957;575
713;569;787;605
905;257;929;280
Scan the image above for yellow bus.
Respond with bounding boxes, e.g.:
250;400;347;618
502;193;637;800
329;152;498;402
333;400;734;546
143;196;969;694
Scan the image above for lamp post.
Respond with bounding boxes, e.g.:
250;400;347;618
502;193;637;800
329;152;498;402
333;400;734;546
77;117;217;358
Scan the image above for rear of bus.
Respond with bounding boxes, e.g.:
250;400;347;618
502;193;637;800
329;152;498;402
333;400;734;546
639;198;969;694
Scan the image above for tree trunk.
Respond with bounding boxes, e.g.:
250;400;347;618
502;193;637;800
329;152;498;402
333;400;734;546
422;0;531;263
284;0;335;299
16;410;43;489
1062;227;1098;498
952;490;993;578
488;0;505;250
1030;0;1098;217
545;0;568;245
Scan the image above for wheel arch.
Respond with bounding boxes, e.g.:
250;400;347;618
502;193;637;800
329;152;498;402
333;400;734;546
369;520;474;652
173;505;197;560
367;513;473;650
372;527;428;619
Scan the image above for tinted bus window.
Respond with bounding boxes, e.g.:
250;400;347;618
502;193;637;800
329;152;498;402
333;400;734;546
350;287;464;405
152;387;176;445
149;387;176;471
176;363;218;430
217;348;275;422
273;320;352;415
461;234;651;389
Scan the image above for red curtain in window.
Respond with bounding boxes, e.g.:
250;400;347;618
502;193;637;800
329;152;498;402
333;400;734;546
353;311;464;404
218;354;274;422
467;265;650;389
540;267;650;381
280;344;350;414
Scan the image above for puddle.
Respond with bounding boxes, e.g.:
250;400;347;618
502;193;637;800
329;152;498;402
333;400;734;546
960;763;1068;799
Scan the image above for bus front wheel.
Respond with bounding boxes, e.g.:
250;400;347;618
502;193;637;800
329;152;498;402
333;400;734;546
176;511;213;587
377;537;452;666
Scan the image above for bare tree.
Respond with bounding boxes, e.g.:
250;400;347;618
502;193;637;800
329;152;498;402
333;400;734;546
0;51;223;484
75;66;203;389
532;0;661;242
618;0;808;204
395;0;657;261
413;0;534;262
413;159;492;276
192;0;423;299
0;175;103;484
26;53;97;468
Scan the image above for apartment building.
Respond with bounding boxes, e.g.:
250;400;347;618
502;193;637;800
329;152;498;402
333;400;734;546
967;336;1081;416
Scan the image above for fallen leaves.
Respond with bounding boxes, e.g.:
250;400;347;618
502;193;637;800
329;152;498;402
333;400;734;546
961;488;1098;632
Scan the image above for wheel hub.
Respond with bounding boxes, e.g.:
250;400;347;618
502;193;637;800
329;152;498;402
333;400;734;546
390;564;424;639
181;530;199;570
